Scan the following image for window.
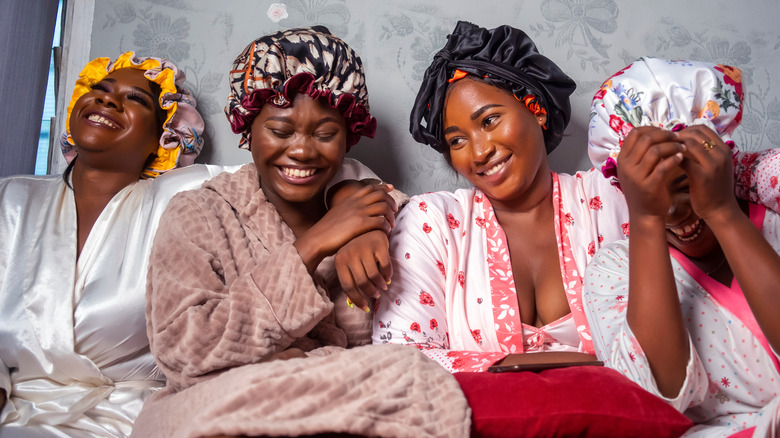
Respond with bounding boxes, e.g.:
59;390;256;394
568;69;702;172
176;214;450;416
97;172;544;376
36;0;63;175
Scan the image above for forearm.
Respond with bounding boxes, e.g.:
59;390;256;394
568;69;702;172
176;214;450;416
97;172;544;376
706;207;780;352
626;215;690;397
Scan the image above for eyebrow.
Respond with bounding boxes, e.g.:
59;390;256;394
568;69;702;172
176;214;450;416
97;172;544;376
265;116;342;125
100;78;155;100
470;104;502;121
443;103;504;135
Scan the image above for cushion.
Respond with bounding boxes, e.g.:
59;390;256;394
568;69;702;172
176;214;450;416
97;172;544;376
455;366;693;438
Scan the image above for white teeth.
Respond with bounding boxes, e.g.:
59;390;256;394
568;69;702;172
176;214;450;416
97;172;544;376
87;114;117;128
281;167;316;178
482;162;505;176
670;218;703;241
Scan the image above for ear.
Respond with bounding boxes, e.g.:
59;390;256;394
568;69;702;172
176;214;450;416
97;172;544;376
536;113;547;127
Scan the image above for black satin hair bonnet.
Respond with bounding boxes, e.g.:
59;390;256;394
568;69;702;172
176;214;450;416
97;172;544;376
409;21;577;154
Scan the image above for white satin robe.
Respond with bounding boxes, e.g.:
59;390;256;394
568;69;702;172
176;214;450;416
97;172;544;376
0;164;233;437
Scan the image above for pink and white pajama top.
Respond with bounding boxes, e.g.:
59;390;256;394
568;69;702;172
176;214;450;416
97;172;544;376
583;204;780;437
372;170;630;372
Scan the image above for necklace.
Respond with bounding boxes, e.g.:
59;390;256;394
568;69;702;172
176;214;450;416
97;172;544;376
704;254;727;276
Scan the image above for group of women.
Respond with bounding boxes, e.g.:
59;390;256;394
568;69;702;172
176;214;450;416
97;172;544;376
1;17;779;438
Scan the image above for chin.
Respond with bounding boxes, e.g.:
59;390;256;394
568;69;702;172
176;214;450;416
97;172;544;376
277;186;326;204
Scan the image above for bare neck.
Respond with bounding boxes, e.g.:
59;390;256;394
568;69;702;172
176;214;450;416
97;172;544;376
71;161;141;258
490;168;554;225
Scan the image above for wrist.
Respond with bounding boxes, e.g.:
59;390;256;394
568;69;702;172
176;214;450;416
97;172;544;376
701;200;745;230
628;213;667;234
293;236;324;274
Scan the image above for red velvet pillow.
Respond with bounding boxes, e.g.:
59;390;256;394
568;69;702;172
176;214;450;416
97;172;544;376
455;366;692;438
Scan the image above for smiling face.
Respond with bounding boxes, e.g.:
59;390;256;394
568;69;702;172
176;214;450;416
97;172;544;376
664;169;720;258
69;68;162;174
250;93;347;208
443;78;550;211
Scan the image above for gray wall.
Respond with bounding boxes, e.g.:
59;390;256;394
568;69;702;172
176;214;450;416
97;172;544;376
80;0;780;194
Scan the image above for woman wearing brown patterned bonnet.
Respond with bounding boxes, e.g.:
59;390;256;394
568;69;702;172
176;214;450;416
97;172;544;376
132;26;470;438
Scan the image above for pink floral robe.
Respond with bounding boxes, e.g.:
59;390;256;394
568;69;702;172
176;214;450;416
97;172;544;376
372;170;630;372
583;203;780;437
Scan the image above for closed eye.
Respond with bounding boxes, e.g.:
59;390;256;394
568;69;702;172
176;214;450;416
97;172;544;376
315;131;338;141
90;81;110;92
268;128;293;138
127;91;152;107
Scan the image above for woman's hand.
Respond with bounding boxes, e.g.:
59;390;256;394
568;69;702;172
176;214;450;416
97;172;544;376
616;126;685;218
334;230;392;311
294;183;397;274
676;125;741;222
617;126;691;397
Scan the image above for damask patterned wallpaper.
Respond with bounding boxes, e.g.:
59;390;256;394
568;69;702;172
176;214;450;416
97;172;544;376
87;0;780;194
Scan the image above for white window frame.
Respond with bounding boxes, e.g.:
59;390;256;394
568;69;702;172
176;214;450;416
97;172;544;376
50;0;94;174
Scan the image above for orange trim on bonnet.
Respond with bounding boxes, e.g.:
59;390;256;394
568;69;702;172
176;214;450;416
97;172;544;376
448;69;468;83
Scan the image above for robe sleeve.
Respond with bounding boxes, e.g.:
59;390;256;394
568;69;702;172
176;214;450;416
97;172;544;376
0;357;9;403
0;180;14;403
583;240;708;412
733;148;780;212
146;190;335;392
325;158;410;208
373;195;506;373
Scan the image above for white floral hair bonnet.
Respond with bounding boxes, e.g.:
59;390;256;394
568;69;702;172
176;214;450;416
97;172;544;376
588;57;743;186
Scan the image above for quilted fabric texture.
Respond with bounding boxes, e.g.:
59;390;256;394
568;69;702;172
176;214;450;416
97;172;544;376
138;164;470;437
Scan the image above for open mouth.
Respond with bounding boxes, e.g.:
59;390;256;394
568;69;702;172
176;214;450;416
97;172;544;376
87;113;119;129
668;218;704;242
279;166;317;179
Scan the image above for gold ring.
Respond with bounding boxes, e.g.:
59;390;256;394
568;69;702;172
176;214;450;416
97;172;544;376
701;140;715;151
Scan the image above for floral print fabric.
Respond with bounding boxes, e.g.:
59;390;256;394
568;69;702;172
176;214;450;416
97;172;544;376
583;204;780;437
588;56;780;211
373;170;629;372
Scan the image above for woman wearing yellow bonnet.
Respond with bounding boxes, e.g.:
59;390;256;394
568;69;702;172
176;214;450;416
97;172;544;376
0;51;226;436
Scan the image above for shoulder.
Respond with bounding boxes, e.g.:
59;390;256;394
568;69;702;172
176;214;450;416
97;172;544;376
150;164;242;201
406;187;478;213
0;174;61;202
558;169;621;194
167;164;258;213
588;240;630;273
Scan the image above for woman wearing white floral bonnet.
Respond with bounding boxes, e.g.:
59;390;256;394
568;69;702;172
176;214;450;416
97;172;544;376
585;57;780;437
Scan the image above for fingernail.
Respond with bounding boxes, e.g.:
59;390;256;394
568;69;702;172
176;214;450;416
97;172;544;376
363;305;371;313
386;280;392;285
346;298;354;309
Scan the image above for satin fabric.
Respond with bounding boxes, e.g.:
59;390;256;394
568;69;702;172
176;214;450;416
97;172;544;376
588;57;744;186
0;164;232;437
409;20;576;153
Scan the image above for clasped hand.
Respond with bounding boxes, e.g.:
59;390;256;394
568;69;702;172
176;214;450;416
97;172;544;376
295;182;397;311
617;125;739;222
